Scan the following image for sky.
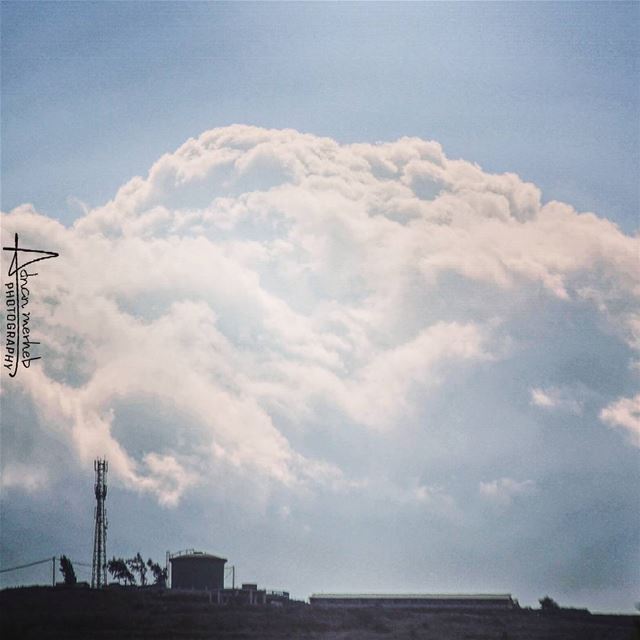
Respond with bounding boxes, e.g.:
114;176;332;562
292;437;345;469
1;1;639;613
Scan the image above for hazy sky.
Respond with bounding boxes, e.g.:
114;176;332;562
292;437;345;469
1;1;638;613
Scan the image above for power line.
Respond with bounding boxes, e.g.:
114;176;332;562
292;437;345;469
0;558;52;574
1;557;92;574
71;560;92;568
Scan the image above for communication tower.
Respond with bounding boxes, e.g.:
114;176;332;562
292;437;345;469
91;458;108;588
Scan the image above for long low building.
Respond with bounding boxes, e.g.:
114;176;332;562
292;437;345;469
309;593;515;609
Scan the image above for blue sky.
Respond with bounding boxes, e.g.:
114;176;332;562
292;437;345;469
2;1;638;231
1;1;639;614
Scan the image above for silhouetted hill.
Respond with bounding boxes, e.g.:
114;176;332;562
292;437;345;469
1;586;638;640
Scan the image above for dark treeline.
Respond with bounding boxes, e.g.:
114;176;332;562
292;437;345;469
107;552;167;587
58;553;166;587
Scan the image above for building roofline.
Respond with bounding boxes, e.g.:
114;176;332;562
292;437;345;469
169;549;227;562
310;593;512;600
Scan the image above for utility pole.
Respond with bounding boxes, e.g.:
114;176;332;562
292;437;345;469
91;458;108;589
52;556;56;586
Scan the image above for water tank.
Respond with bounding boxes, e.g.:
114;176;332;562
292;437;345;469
169;551;227;591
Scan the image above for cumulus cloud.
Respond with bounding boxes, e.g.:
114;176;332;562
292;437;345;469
0;462;48;493
600;394;640;447
479;478;536;506
530;386;583;414
413;484;459;518
2;124;638;506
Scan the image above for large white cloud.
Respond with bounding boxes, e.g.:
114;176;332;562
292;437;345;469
2;125;638;505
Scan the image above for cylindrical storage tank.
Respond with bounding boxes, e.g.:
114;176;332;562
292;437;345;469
169;552;227;591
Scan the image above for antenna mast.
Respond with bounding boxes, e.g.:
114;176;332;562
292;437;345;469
91;458;108;588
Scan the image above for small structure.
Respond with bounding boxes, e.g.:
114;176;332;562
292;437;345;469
169;550;227;591
215;583;268;605
266;589;290;606
309;593;515;609
240;584;265;605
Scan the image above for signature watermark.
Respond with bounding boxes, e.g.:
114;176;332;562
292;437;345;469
3;233;59;377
